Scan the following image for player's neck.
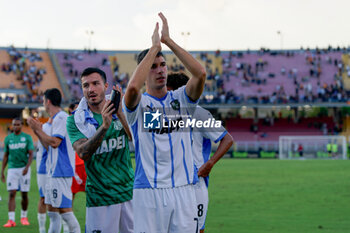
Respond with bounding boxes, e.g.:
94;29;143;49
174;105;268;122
14;131;21;135
146;87;167;99
88;99;105;114
49;107;61;118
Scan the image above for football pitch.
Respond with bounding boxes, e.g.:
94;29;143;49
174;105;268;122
0;159;349;233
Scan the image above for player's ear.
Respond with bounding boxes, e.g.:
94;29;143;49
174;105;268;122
105;81;109;90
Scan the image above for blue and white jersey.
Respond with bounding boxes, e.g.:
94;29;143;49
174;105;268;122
123;86;198;189
47;111;75;178
36;122;51;174
192;106;227;187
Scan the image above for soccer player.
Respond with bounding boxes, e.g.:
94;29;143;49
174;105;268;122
167;73;234;233
66;67;134;233
1;117;34;227
27;88;80;233
123;13;206;233
36;119;51;233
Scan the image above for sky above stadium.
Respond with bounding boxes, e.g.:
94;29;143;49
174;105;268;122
0;0;349;51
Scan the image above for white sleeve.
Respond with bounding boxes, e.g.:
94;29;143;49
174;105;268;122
52;112;67;139
196;107;227;143
173;86;198;109
122;96;141;126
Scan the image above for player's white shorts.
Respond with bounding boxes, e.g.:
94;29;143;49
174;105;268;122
86;200;133;233
7;167;31;192
37;173;47;198
194;177;209;230
45;177;72;208
134;184;197;233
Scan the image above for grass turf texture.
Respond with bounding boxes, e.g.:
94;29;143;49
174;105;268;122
0;159;349;233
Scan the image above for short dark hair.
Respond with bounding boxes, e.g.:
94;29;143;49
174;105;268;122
166;73;189;90
68;102;79;114
69;102;79;109
81;67;107;83
12;117;22;124
44;88;62;107
137;49;164;64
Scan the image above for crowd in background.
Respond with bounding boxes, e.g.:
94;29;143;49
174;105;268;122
199;46;350;104
1;46;46;103
1;46;350;105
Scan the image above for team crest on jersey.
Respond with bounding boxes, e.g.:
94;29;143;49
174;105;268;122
170;100;180;110
21;137;26;142
113;120;123;131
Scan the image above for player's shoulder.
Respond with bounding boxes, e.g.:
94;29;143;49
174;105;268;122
20;132;31;138
170;86;186;97
194;106;212;119
54;111;68;122
4;133;13;141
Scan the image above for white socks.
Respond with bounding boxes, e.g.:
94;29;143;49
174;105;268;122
48;211;62;233
61;217;69;233
61;212;81;233
21;210;28;218
8;211;15;221
38;213;46;233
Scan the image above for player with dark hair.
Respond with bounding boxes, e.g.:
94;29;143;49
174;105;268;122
68;102;79;115
67;67;134;233
166;72;191;90
123;13;206;233
1;117;34;227
167;73;234;233
28;88;80;233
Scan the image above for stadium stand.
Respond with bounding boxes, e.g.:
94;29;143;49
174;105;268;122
341;53;350;90
218;49;345;104
0;50;23;89
109;53;137;91
0;47;63;103
56;51;114;101
1;46;350;156
226;117;335;142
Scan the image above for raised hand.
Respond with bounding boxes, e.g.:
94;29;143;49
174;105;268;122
158;12;170;44
27;117;42;132
152;22;161;51
101;100;114;130
113;84;123;114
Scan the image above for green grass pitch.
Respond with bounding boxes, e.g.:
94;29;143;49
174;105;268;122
0;159;350;233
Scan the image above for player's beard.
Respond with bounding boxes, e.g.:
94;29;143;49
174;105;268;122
88;93;104;106
13;128;21;134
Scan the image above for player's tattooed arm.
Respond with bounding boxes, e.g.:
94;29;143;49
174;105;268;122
74;99;114;161
73;126;108;161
